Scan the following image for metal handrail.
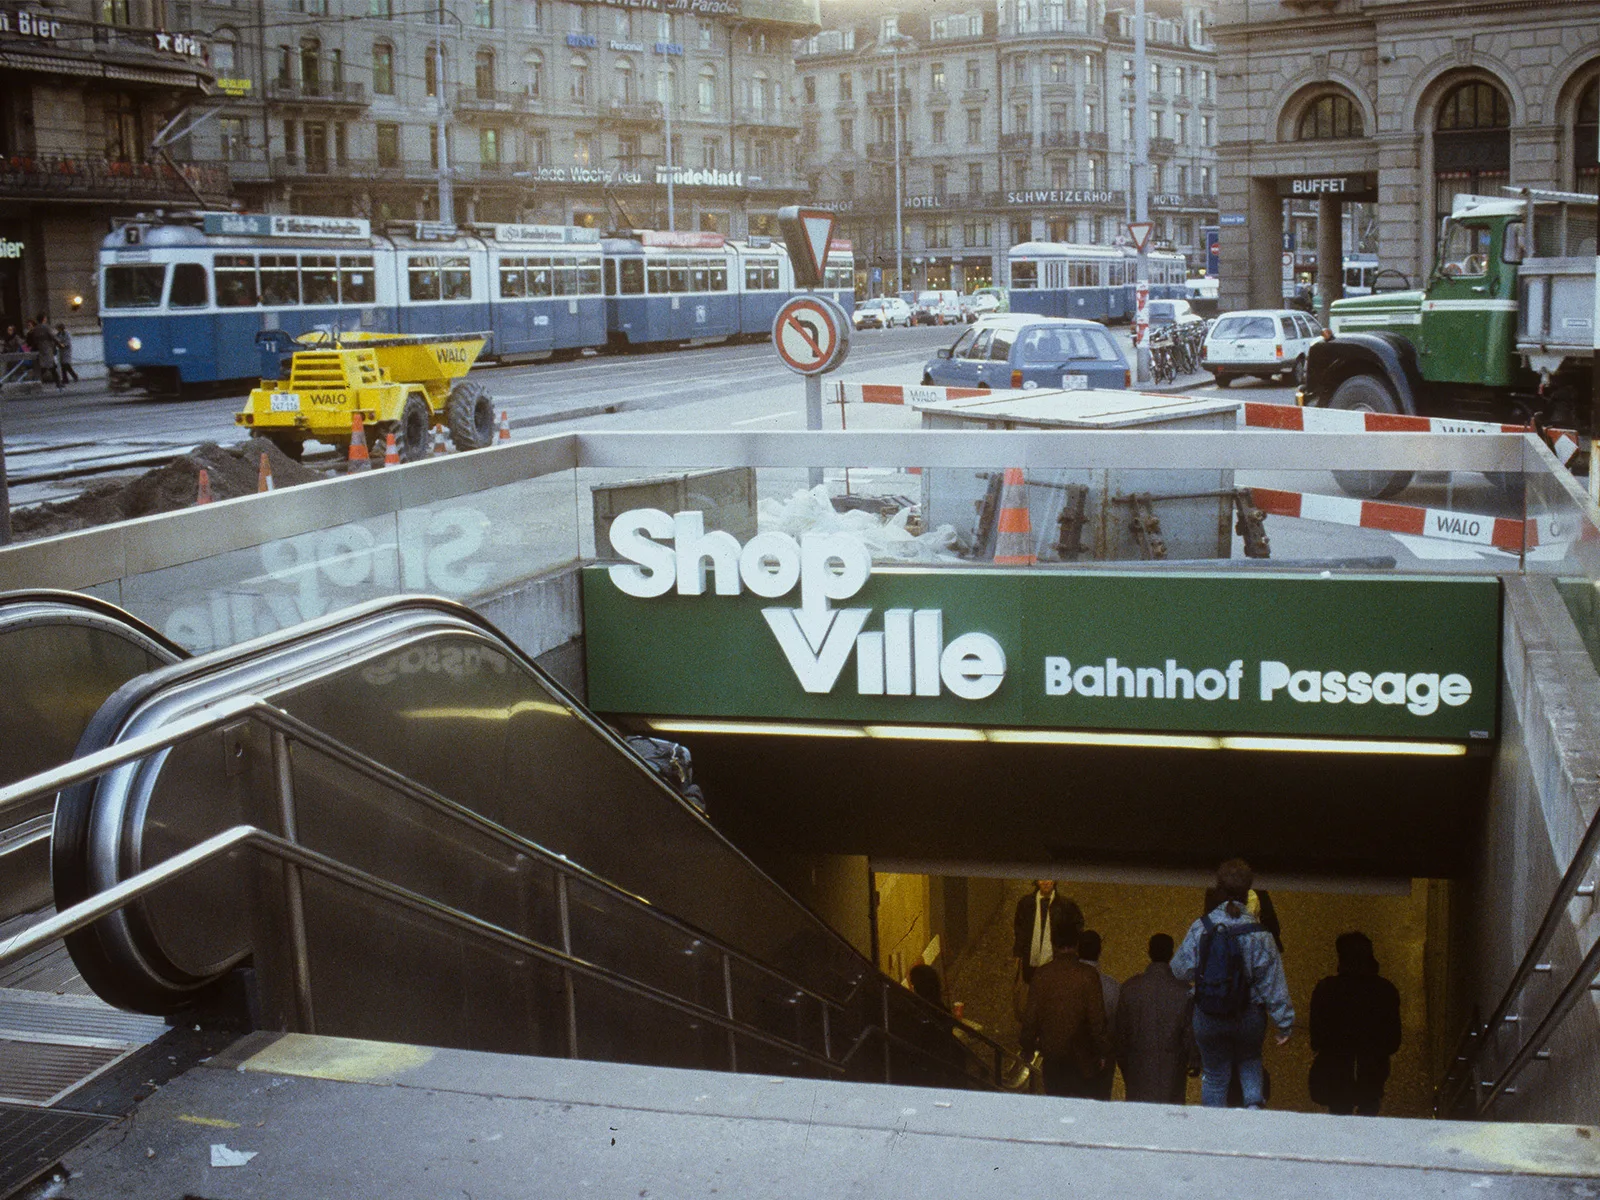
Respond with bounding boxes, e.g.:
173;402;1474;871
1435;791;1600;1116
0;694;1022;1088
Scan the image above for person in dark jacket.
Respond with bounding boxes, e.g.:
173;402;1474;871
1013;881;1084;984
54;323;77;385
1309;931;1402;1115
1116;933;1195;1104
1020;920;1111;1098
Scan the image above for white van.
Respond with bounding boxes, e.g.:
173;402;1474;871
1202;308;1323;387
913;290;963;325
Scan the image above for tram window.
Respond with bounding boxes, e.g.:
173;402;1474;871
104;264;167;309
1011;260;1038;288
744;262;763;290
1108;262;1124;286
260;255;300;306
552;260;577;296
301;256;339;306
690;264;708;291
988;330;1013;360
668;257;689;292
341;256;375;303
647;262;668;293
168;262;208;309
409;256;442;301
528;257;552;297
619;258;645;295
579;261;602;294
761;264;778;289
215;255;258;307
709;263;726;291
442;256;472;300
499;257;527;298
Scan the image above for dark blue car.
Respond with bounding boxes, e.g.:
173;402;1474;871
922;315;1129;390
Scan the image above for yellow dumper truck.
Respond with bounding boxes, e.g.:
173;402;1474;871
235;329;495;462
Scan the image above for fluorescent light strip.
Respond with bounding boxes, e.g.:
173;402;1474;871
648;719;1468;756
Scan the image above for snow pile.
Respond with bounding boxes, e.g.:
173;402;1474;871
756;485;960;563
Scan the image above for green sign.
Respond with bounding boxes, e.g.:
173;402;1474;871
583;566;1501;741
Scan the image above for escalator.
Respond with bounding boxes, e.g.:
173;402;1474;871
32;595;1014;1090
0;592;185;921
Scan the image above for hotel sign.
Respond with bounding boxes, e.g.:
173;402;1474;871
1005;188;1119;207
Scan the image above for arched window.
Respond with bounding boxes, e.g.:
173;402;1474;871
698;65;717;113
1296;93;1362;140
1433;79;1511;227
748;70;768;116
300;38;322;93
372;42;394;94
657;62;676;110
614;56;634;104
570;54;589;103
1577;76;1598;192
425;46;445;97
211;30;237;73
524;52;543;99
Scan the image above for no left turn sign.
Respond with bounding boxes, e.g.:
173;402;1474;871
773;294;851;376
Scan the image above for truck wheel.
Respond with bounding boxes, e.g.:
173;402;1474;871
1293;355;1308;386
396;394;432;463
1212;373;1231;388
1328;374;1413;499
447;379;496;450
265;434;304;462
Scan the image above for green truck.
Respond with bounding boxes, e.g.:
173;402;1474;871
1302;188;1596;496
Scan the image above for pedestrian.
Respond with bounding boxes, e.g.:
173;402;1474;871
2;324;21;353
907;963;965;1079
24;316;57;385
1013;881;1082;985
1171;858;1294;1109
1116;933;1195;1105
1078;930;1119;1100
54;324;77;385
1019;919;1111;1099
1309;932;1401;1116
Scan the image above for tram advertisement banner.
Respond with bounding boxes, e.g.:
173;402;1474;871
583;562;1501;741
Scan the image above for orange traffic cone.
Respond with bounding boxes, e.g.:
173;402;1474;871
384;431;400;468
432;426;448;456
498;410;511;444
348;412;370;472
257;452;274;493
195;467;213;505
992;468;1035;565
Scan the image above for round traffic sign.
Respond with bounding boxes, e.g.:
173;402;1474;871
773;294;850;376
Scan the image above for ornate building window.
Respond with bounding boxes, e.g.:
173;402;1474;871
1296;93;1362;140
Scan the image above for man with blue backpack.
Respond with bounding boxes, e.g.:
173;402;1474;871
1171;858;1295;1108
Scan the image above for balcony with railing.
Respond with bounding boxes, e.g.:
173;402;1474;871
865;88;911;108
265;79;369;107
865;141;913;160
454;86;530;115
1000;131;1033;150
0;154;230;203
1042;130;1080;150
1149;136;1176;157
734;106;801;133
600;99;664;125
1084;131;1109;149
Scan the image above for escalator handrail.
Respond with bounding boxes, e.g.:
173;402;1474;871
0;823;845;1078
0;588;188;661
2;695;1023;1088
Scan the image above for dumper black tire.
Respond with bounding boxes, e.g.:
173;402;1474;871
447;380;495;450
265;434;304;462
1328;374;1413;500
396;394;432;462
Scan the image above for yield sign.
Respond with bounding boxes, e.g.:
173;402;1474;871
1126;221;1154;252
776;205;835;288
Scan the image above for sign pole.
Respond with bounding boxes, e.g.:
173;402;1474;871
1133;0;1150;385
806;374;824;488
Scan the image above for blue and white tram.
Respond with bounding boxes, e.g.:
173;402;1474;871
601;230;743;347
99;213;608;392
1007;241;1188;323
822;243;856;316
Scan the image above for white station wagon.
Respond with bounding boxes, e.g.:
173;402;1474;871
1201;308;1323;387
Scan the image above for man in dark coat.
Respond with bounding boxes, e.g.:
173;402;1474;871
1116;933;1195;1104
1020;920;1111;1098
1013;880;1083;984
1309;931;1402;1115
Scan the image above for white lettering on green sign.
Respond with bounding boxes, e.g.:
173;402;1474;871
607;509;1008;700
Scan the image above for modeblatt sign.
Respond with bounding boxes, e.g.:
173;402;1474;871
582;511;1502;740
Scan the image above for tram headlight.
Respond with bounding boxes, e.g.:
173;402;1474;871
127;336;142;351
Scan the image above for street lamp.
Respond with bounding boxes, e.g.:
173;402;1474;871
432;3;465;225
657;53;675;230
882;32;913;298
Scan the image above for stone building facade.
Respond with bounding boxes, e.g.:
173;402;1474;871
1213;0;1600;314
184;0;819;237
0;0;218;326
795;0;1219;295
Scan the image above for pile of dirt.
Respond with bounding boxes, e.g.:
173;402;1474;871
10;437;325;543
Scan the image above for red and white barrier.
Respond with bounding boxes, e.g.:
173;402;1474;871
1242;402;1580;465
1250;487;1534;553
835;383;1005;406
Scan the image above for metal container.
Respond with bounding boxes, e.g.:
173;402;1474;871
913;388;1242;561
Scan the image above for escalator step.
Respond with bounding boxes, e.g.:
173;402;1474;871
0;1103;112;1198
0;1040;130;1106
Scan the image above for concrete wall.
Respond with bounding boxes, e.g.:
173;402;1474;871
1453;576;1600;1123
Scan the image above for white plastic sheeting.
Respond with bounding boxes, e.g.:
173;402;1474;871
757;486;961;563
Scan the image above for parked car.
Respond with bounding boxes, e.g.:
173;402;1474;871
853;297;913;330
1145;298;1204;328
922;315;1130;390
1201;308;1323;387
913;290;964;325
968;287;1010;316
